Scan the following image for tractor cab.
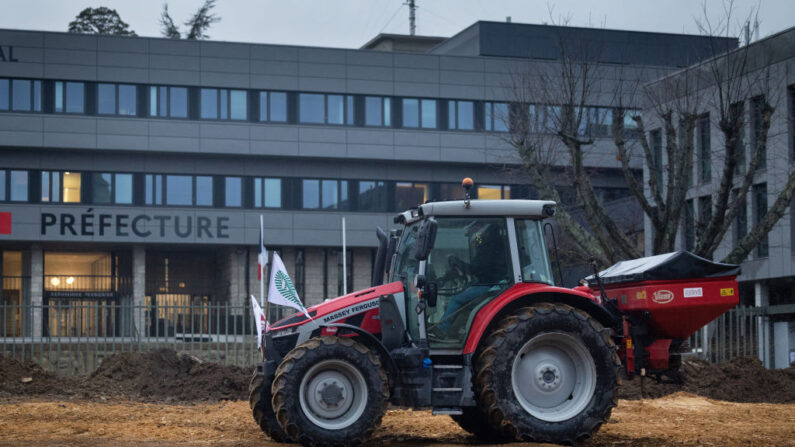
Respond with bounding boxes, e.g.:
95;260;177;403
388;199;557;349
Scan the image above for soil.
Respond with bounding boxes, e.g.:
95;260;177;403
0;394;793;446
618;357;795;403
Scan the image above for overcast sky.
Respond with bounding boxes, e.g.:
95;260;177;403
0;0;790;49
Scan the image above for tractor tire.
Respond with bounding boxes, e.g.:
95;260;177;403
451;406;513;443
272;336;389;447
249;371;289;443
474;303;621;444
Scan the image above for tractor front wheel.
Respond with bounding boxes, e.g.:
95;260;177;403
272;336;389;447
249;371;289;442
475;303;620;444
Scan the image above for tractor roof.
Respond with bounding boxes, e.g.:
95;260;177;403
397;199;557;224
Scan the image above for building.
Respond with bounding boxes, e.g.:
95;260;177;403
641;27;795;368
0;21;735;340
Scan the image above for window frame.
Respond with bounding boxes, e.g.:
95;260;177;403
259;91;288;123
484;101;509;132
54;81;86;114
200;88;248;121
448;99;475;131
402;98;437;129
0;78;42;113
97;83;137;116
301;178;349;210
253;177;283;208
149;85;188;119
299;92;354;126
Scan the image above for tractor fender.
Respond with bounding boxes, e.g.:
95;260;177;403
462;283;618;355
321;322;399;384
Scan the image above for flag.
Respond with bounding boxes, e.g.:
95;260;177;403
258;216;267;281
268;252;311;319
250;295;268;348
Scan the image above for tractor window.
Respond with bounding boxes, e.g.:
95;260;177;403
392;223;421;341
425;217;512;348
515;219;553;285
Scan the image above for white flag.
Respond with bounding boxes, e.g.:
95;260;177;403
250;295;268;348
268;252;312;319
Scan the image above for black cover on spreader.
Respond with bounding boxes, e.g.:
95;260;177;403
585;251;740;287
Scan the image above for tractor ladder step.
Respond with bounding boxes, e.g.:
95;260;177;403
432;407;463;415
432;387;463;392
433;364;463;369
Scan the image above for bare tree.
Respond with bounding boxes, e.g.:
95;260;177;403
159;0;221;40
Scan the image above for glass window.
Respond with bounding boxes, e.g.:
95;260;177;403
477;185;502;200
421;99;436;128
300;94;324;124
225;176;242;207
515;219;553;284
98;83;115;115
402;98;419;127
196;176;213;206
449;100;474;130
698;113;711;183
118;85;136;116
327;94;344;125
485;102;508;132
754;183;768;257
0;170;5;200
346;95;355;125
55;81;64;112
201;88;218;119
145;174;163;205
322;179;339;209
358;181;386;212
92;173;112;204
170;87;187;118
62;172;81;203
270;92;287;122
439;183;466;201
732;189;747;247
220;89;228;119
230;90;247;120
65;82;84;113
115;173;133;204
40;171;50;202
683;199;695;251
11;80;31;111
9;170;28;202
152;86;188;118
264;178;281;208
751;96;766;170
166;175;192;206
302;179;320;208
0;79;8;110
365;96;388;126
395;182;427;211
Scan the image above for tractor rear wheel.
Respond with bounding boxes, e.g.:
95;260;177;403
249;371;289;442
475;303;620;444
272;336;389;447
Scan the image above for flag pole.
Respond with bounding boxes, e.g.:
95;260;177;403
260;214;269;326
342;216;347;295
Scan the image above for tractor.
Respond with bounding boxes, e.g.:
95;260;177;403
250;179;740;446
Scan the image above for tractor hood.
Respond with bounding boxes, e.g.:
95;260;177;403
269;281;404;331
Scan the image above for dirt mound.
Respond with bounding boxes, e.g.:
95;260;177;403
0;355;70;398
90;349;251;402
619;357;795;403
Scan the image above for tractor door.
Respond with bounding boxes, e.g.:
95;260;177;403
423;217;514;348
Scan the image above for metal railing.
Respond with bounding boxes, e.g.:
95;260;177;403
686;305;763;363
1;303;260;376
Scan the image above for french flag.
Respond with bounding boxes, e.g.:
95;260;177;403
258;215;267;281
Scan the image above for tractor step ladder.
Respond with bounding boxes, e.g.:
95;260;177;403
432;407;463;415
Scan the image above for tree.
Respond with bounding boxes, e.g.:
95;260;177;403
68;7;136;36
160;0;221;40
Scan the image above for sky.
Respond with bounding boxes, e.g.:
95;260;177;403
0;0;791;49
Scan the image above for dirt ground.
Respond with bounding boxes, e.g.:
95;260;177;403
0;393;793;446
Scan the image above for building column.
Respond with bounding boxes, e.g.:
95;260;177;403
28;244;43;338
132;245;146;338
754;281;771;368
773;321;792;369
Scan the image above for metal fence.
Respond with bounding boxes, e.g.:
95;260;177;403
1;303;260;376
686;305;763;363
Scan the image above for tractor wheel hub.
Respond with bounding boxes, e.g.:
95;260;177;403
319;381;346;407
535;364;562;390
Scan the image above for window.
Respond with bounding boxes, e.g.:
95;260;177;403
357;181;387;212
753;183;768;257
697;195;712;244
730;102;746;174
438;183;466;201
365;96;391;126
789;86;795;161
259;91;288;122
89;172;132;204
299;93;353;125
622;110;640;137
92;173;112;203
254;178;282;208
55;81;85;114
98;83;136;116
448;100;474;130
484;102;508;132
0;170;4;200
732;189;747;248
225;176;242;207
395;182;427;211
751;95;766;170
196;176;213;206
302;179;348;210
588;107;613;137
515;219;553;284
165;175;193;206
62;172;81;203
402;98;436;128
149;86;188;118
698;113;711;183
8;170;28;202
0;78;41;112
650;128;663;192
115;173;133;204
683;199;695;251
145;174;163;205
477;184;510;200
40;171;60;202
201;88;247;120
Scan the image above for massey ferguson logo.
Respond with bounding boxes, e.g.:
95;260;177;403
652;290;674;304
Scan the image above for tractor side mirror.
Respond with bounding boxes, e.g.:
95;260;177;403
413;219;437;261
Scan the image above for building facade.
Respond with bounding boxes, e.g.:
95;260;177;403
0;22;733;339
642;27;795;368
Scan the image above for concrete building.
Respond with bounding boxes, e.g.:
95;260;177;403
641;27;795;368
0;21;734;339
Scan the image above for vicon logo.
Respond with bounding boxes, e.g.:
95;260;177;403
652;289;674;304
0;212;11;234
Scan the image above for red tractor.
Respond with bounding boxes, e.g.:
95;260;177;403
250;182;739;446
